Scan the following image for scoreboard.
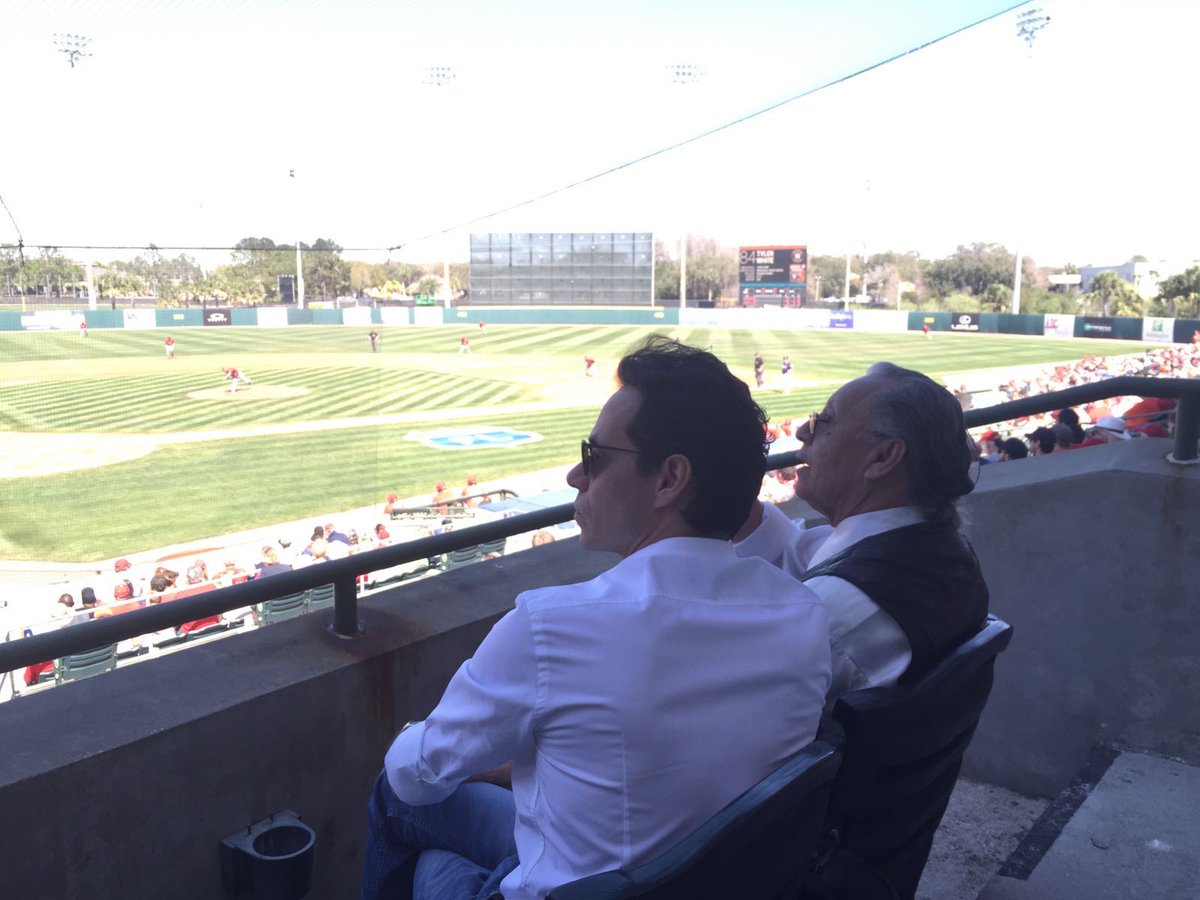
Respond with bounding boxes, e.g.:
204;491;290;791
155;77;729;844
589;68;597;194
738;245;807;307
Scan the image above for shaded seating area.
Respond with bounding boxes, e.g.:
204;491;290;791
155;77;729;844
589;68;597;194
548;741;841;900
804;615;1014;899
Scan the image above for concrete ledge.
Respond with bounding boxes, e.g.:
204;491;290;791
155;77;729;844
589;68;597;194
961;439;1200;797
0;539;613;900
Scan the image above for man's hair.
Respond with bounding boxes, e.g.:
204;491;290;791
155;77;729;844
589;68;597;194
617;335;768;538
864;362;975;524
999;437;1028;460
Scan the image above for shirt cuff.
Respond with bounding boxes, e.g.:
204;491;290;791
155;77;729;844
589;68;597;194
384;721;459;806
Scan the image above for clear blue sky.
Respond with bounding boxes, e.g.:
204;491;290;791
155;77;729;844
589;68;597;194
1;0;1195;269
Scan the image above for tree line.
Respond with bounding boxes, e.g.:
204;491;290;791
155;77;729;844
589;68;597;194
3;238;1198;318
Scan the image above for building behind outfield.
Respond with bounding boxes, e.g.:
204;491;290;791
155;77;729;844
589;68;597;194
469;232;654;305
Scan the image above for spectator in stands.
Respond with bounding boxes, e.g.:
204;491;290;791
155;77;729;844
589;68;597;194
1084;416;1134;445
530;529;555;547
998;438;1029;461
460;475;489;507
325;522;351;545
1026;426;1059;456
71;587;100;624
431;481;455;514
374;523;391;544
52;593;75;618
1055;408;1086;444
212;558;248;586
186;559;209;585
362;336;832;900
735;361;989;702
255;546;293;578
978;429;1001;464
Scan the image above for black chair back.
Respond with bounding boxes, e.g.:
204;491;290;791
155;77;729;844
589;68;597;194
548;740;841;900
814;615;1013;900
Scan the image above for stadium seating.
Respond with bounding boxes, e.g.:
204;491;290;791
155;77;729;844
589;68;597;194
54;643;119;685
804;616;1014;899
306;584;335;612
440;545;482;571
548;741;841;900
254;592;308;625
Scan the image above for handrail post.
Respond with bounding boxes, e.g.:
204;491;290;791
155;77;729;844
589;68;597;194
332;575;360;637
1172;393;1199;463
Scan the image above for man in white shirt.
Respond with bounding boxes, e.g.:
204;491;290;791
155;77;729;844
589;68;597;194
735;362;989;701
362;336;832;900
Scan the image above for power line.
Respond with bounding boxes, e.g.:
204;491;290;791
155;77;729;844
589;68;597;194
388;0;1032;250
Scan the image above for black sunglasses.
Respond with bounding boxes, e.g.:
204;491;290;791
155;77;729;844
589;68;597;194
580;439;644;476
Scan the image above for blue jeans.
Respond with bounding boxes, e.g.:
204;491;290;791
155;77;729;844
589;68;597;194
361;770;519;900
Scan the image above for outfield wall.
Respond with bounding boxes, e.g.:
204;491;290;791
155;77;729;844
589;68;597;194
3;305;1198;346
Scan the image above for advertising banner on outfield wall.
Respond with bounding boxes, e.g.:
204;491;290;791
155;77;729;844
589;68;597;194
122;309;156;329
257;307;288;328
1081;316;1115;338
950;312;980;332
796;309;830;329
203;308;232;327
855;310;908;332
380;307;412;326
413;306;442;326
20;310;83;331
342;307;373;327
829;311;854;329
1142;317;1175;343
1043;314;1075;338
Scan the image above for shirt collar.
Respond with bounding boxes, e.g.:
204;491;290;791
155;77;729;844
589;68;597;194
809;506;926;567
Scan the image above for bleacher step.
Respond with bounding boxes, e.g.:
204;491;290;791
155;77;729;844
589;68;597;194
977;750;1200;899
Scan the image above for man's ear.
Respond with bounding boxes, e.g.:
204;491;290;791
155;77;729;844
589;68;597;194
653;453;694;509
863;437;906;481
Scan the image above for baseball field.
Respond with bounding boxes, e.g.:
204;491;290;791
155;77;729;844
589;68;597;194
0;323;1136;562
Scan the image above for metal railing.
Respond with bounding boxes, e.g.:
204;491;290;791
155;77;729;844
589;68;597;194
3;375;1196;673
962;376;1199;465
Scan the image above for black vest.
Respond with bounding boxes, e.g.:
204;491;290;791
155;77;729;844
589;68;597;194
800;520;989;680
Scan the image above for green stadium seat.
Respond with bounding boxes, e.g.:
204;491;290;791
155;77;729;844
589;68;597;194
54;644;119;685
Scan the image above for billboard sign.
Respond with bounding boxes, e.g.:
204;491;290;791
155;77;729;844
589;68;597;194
1142;317;1175;344
829;310;854;329
950;312;980;332
1081;316;1115;338
203;308;232;327
739;246;807;307
1043;314;1075;338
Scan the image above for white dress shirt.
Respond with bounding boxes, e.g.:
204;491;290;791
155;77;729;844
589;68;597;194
385;536;831;900
735;503;921;699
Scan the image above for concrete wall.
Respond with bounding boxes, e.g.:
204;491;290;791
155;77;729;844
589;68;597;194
957;438;1200;797
0;438;1196;895
0;541;611;900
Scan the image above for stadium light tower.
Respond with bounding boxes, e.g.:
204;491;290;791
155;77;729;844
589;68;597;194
669;63;706;307
290;168;305;309
1011;8;1051;315
423;65;456;87
420;66;457;305
54;33;92;68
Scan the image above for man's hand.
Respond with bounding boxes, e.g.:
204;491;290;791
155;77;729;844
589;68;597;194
467;761;513;789
731;500;765;543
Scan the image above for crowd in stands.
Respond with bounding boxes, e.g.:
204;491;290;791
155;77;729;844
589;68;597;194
974;346;1196;462
15;473;511;689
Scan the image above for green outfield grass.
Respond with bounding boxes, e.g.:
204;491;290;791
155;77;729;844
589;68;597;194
0;324;1143;561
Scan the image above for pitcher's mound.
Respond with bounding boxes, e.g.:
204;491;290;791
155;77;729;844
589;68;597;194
187;385;311;401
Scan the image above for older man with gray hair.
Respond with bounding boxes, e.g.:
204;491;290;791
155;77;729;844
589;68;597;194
735;361;989;701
